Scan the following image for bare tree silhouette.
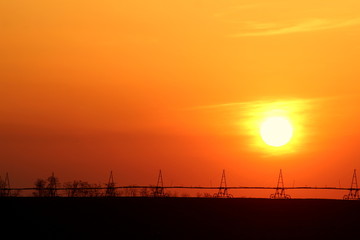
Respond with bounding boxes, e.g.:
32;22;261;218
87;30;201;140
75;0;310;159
47;173;59;197
140;187;150;197
33;173;60;197
87;183;102;197
64;181;82;197
33;179;47;197
203;193;212;198
64;181;103;197
129;187;137;197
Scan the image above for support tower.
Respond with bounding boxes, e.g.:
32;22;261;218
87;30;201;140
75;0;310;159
214;169;233;198
344;169;360;200
153;170;165;197
105;171;116;197
270;169;291;199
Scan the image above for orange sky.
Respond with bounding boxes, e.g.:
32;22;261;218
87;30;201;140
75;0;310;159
1;0;360;198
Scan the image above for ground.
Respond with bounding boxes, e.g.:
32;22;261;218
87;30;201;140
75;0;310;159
3;197;359;239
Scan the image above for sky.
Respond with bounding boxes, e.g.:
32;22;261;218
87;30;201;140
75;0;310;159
1;0;360;198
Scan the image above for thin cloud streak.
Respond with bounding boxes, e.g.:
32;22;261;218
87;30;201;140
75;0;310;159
230;18;360;37
186;97;333;111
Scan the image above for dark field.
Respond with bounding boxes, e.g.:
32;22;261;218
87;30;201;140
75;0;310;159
3;197;360;239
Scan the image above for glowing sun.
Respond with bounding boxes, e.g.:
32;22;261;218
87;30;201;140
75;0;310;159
260;116;293;147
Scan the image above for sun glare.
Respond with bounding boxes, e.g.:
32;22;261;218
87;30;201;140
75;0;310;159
260;116;293;147
240;100;306;155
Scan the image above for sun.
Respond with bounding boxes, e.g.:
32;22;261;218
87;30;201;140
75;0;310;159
260;116;293;147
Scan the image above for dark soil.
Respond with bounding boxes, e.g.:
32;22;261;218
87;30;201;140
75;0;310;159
3;197;359;239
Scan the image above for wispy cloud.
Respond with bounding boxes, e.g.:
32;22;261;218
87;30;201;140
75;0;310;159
186;97;331;111
230;18;360;37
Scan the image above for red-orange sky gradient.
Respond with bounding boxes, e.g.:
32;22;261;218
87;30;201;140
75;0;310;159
1;0;360;198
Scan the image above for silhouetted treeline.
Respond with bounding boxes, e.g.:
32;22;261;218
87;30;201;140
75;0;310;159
10;169;353;199
25;173;190;197
63;181;102;197
0;172;242;198
0;169;276;198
